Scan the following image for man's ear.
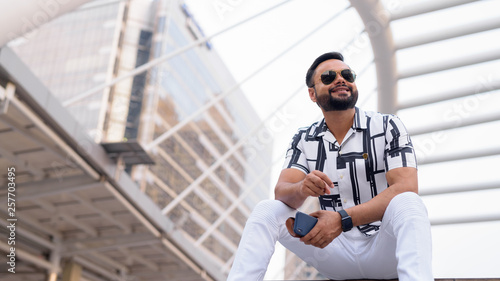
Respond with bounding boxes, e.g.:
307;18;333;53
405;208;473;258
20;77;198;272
308;87;316;102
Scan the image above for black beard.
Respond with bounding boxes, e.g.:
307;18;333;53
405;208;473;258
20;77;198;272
315;87;358;111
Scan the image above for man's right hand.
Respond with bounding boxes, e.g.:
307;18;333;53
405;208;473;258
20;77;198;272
299;170;334;197
275;169;334;209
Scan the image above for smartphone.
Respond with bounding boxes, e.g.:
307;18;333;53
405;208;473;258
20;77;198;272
293;211;318;237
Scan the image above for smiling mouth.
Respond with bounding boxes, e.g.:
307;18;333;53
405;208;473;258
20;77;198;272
329;86;350;95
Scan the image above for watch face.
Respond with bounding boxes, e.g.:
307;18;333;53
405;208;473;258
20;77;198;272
340;211;353;232
341;214;353;232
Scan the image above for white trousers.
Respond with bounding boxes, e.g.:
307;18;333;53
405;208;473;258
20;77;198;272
227;192;433;281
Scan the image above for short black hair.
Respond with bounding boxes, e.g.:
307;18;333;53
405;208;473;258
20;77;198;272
305;52;344;88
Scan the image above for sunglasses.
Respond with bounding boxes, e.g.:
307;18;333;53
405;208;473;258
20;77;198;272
320;69;356;85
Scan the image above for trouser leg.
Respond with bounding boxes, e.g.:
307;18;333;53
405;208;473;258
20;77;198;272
384;192;434;281
228;193;433;280
227;199;295;281
228;199;363;281
280;232;366;280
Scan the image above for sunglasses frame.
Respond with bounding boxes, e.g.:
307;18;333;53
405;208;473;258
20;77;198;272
320;69;356;85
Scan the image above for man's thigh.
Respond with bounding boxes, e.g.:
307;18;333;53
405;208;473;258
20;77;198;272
278;233;364;280
279;229;398;280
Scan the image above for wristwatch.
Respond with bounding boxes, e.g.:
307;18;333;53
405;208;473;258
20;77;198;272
338;210;353;232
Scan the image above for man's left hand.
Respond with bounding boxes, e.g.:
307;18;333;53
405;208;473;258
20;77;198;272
299;210;342;248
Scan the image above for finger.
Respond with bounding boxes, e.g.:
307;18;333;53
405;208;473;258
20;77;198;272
285;217;300;238
300;223;320;244
304;180;325;196
307;175;330;196
301;177;321;197
323;183;331;195
311;170;334;189
301;233;321;246
312;170;333;187
308;231;323;246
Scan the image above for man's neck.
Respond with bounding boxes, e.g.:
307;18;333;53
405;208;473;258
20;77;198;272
323;108;355;145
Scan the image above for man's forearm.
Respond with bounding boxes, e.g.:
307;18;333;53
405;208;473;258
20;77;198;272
274;181;308;209
347;168;418;227
347;188;396;227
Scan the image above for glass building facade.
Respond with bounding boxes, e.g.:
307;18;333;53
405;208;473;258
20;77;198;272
11;0;271;277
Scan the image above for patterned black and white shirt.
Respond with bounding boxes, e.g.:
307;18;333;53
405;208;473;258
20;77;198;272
282;107;417;236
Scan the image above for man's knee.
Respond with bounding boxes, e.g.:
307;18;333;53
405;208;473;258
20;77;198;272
248;199;293;226
392;191;423;206
387;192;428;221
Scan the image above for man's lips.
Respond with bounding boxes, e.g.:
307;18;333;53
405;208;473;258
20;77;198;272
329;86;350;95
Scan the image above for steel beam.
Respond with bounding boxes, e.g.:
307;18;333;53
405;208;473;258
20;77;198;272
73;257;127;281
398;78;500;110
431;212;500;226
390;0;480;21
420;181;500;196
396;16;500;50
7;95;100;180
103;182;162;238
399;49;500;79
350;0;398;114
408;111;500;136
0;218;55;250
69;194;132;234
0;241;55;271
63;238;159;256
195;157;275;246
0;142;44;178
35;198;98;237
117;248;159;272
62;232;155;246
17;178;104;201
0;204;61;239
418;146;500;165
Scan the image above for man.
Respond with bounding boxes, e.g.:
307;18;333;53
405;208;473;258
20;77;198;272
227;52;433;281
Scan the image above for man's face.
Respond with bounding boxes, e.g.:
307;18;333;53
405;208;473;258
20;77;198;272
308;59;358;111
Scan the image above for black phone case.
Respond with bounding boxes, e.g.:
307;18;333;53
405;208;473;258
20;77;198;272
293;211;318;237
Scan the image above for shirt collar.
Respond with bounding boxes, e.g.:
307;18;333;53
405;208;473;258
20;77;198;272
315;107;367;138
312;119;328;138
352;107;368;130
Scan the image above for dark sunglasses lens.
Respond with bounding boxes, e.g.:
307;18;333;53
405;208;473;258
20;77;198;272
341;69;356;82
321;71;336;85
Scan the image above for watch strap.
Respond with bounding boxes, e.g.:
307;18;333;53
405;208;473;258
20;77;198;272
338;209;353;232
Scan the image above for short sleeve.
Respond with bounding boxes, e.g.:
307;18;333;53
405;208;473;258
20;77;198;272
282;130;310;174
384;116;417;171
